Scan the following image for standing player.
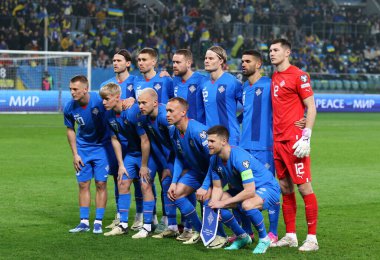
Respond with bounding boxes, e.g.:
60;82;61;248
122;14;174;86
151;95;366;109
164;97;210;242
269;38;319;251
134;47;174;104
172;49;207;124
100;49;138;229
202;46;242;146
239;50;280;244
136;88;178;238
207;126;281;254
99;83;157;237
64;75;115;234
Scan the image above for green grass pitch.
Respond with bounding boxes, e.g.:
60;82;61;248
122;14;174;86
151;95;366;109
0;113;379;259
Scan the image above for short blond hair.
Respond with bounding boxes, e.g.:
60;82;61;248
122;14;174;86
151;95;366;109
99;82;121;99
208;46;227;64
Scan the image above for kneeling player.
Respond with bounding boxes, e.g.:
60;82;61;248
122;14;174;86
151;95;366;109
207;126;281;254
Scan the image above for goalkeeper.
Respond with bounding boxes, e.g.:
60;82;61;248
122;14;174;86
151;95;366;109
269;38;319;252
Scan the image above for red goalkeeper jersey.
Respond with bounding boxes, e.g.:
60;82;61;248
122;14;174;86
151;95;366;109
271;65;313;141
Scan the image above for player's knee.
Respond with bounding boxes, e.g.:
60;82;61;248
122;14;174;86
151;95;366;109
140;182;152;194
78;181;90;190
297;183;313;196
241;198;260;211
95;181;107;191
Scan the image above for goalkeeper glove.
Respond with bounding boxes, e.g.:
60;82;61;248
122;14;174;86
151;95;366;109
292;128;312;158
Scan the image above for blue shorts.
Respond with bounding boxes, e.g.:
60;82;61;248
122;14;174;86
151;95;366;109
227;182;280;211
178;170;205;190
105;142;118;176
248;150;275;176
122;155;157;182
76;145;111;183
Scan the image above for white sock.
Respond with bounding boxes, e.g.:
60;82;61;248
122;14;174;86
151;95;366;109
161;216;168;225
143;224;151;232
120;222;128;228
168;225;178;231
116;212;121;219
285;233;297;239
94;220;102;225
153;215;158;225
306;234;317;242
81;219;89;226
135;213;143;221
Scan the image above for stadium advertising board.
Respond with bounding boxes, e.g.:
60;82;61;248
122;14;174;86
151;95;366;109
0;91;380;113
0;67;16;89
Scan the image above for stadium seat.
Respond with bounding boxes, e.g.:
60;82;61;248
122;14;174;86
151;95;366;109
336;80;343;90
343;80;351;91
329;80;337;90
321;80;329;91
313;80;321;90
359;80;368;90
351;80;359;91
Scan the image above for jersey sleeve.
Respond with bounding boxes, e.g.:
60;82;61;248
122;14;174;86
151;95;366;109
63;103;74;129
196;76;207;124
165;77;174;99
234;153;254;185
296;72;314;100
234;78;243;104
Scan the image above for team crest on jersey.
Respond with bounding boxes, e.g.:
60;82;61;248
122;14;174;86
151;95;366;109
127;84;133;91
242;160;250;169
280;80;285;87
189;85;196;93
92;108;99;115
110;120;119;132
154;83;162;91
255;88;262;96
300;75;308;83
176;139;183;153
218;85;226;93
200;130;207;139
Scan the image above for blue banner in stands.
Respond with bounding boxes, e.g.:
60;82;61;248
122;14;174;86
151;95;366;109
1;91;380;112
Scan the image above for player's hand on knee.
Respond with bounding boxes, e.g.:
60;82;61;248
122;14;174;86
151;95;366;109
118;165;128;184
73;154;84;172
196;188;207;201
168;183;177;201
139;166;150;183
121;97;135;110
292;128;311;158
161;168;172;181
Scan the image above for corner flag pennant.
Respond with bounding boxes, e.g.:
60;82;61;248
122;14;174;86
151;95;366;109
201;206;220;246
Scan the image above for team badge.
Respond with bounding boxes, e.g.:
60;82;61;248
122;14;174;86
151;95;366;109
300;75;308;83
280;80;285;87
154;83;162;91
255;88;262;96
110;120;119;132
200;130;207;139
242;160;250;169
124;119;129;125
92;108;99;115
189;85;196;93
218;85;225;93
127;84;133;91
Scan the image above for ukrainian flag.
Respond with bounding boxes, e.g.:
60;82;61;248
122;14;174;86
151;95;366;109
108;8;124;17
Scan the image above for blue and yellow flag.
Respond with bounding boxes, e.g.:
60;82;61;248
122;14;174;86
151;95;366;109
108;8;123;17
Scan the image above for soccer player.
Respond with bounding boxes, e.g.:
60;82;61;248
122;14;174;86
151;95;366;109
207;125;281;254
134;47;174;104
269;38;319;251
164;97;210;242
136;88;178;238
64;75;115;234
239;49;280;244
100;49;138;229
202;46;242;146
99;83;157;237
172;49;207;124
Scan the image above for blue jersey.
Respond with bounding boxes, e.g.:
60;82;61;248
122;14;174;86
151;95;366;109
64;92;110;147
138;104;174;168
202;72;242;145
209;146;276;191
100;75;136;99
134;74;174;104
173;72;207;124
105;104;145;156
240;76;273;151
169;119;210;183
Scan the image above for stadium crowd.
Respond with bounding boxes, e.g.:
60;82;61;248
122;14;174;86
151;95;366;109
0;0;379;74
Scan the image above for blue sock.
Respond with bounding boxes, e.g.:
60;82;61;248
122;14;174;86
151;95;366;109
119;193;131;223
80;207;90;220
244;208;267;239
152;182;157;215
268;202;280;235
113;176;119;213
233;208;253;235
175;197;202;232
220;209;245;237
217;222;227;237
143;200;155;224
184;193;196;229
162;176;176;225
133;181;143;214
95;208;105;221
